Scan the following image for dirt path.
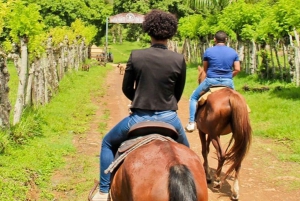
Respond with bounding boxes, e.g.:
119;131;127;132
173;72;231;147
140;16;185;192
52;66;300;201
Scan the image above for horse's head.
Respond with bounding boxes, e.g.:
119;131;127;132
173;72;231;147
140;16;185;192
198;66;206;84
117;63;120;68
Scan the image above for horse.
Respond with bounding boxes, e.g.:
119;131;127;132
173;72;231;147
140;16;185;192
117;63;125;75
195;66;252;200
89;121;208;201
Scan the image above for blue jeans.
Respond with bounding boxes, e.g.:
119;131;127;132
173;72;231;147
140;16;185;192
99;109;189;193
188;77;234;122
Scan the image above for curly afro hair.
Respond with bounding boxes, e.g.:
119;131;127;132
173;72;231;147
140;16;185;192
142;9;178;40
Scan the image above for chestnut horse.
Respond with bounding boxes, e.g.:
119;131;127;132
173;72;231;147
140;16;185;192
196;67;252;200
109;122;208;201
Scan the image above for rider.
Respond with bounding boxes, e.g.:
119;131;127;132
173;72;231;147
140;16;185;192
92;9;189;201
185;30;241;132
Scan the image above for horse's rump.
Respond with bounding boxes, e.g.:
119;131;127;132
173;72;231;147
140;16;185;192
110;140;208;201
196;88;233;135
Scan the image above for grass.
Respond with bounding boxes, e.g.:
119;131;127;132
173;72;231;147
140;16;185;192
0;61;111;200
108;41;144;64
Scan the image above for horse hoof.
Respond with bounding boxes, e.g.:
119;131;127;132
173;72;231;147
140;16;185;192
231;194;239;200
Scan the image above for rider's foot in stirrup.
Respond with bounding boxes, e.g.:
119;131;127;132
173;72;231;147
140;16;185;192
185;122;195;132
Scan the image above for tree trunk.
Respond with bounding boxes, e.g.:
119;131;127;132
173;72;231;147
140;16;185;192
294;29;300;86
269;44;275;79
238;41;245;70
282;43;288;81
288;34;296;84
13;37;28;125
260;44;268;79
274;42;282;80
181;38;188;61
25;63;34;106
0;51;11;128
250;40;257;74
118;25;122;44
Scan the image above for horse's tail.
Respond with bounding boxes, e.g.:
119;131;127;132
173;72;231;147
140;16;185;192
225;91;252;178
168;164;197;201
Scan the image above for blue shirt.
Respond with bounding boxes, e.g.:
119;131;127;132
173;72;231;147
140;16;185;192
203;45;239;79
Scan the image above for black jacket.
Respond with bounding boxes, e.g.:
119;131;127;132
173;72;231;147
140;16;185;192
122;44;186;111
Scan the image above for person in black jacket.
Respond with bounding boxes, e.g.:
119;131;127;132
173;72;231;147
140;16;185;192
92;9;189;201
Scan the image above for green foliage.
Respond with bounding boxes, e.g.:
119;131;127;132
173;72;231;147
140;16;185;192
0;1;8;35
26;0;113;44
48;26;73;47
113;0;193;18
1;39;13;52
71;19;97;44
48;19;97;48
217;0;264;41
27;33;47;60
178;0;300;45
9;108;43;144
0;131;9;154
178;14;203;39
6;1;44;41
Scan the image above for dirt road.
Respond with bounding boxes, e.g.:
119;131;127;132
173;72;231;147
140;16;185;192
52;66;300;201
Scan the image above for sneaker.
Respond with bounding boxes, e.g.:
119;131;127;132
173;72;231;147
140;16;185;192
91;191;111;201
185;122;195;132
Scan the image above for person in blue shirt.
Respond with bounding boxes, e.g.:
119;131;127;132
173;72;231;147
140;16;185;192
185;30;241;132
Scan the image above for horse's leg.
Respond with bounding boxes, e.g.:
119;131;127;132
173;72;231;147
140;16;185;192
211;136;225;189
199;131;212;183
231;163;241;200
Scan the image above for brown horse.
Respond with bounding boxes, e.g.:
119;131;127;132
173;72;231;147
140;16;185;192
109;122;208;201
196;66;252;200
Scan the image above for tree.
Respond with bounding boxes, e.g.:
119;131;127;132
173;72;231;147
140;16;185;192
26;0;113;45
113;0;194;18
185;0;237;13
6;0;44;125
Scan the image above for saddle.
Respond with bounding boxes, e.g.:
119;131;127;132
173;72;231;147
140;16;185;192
198;85;227;106
104;121;179;174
